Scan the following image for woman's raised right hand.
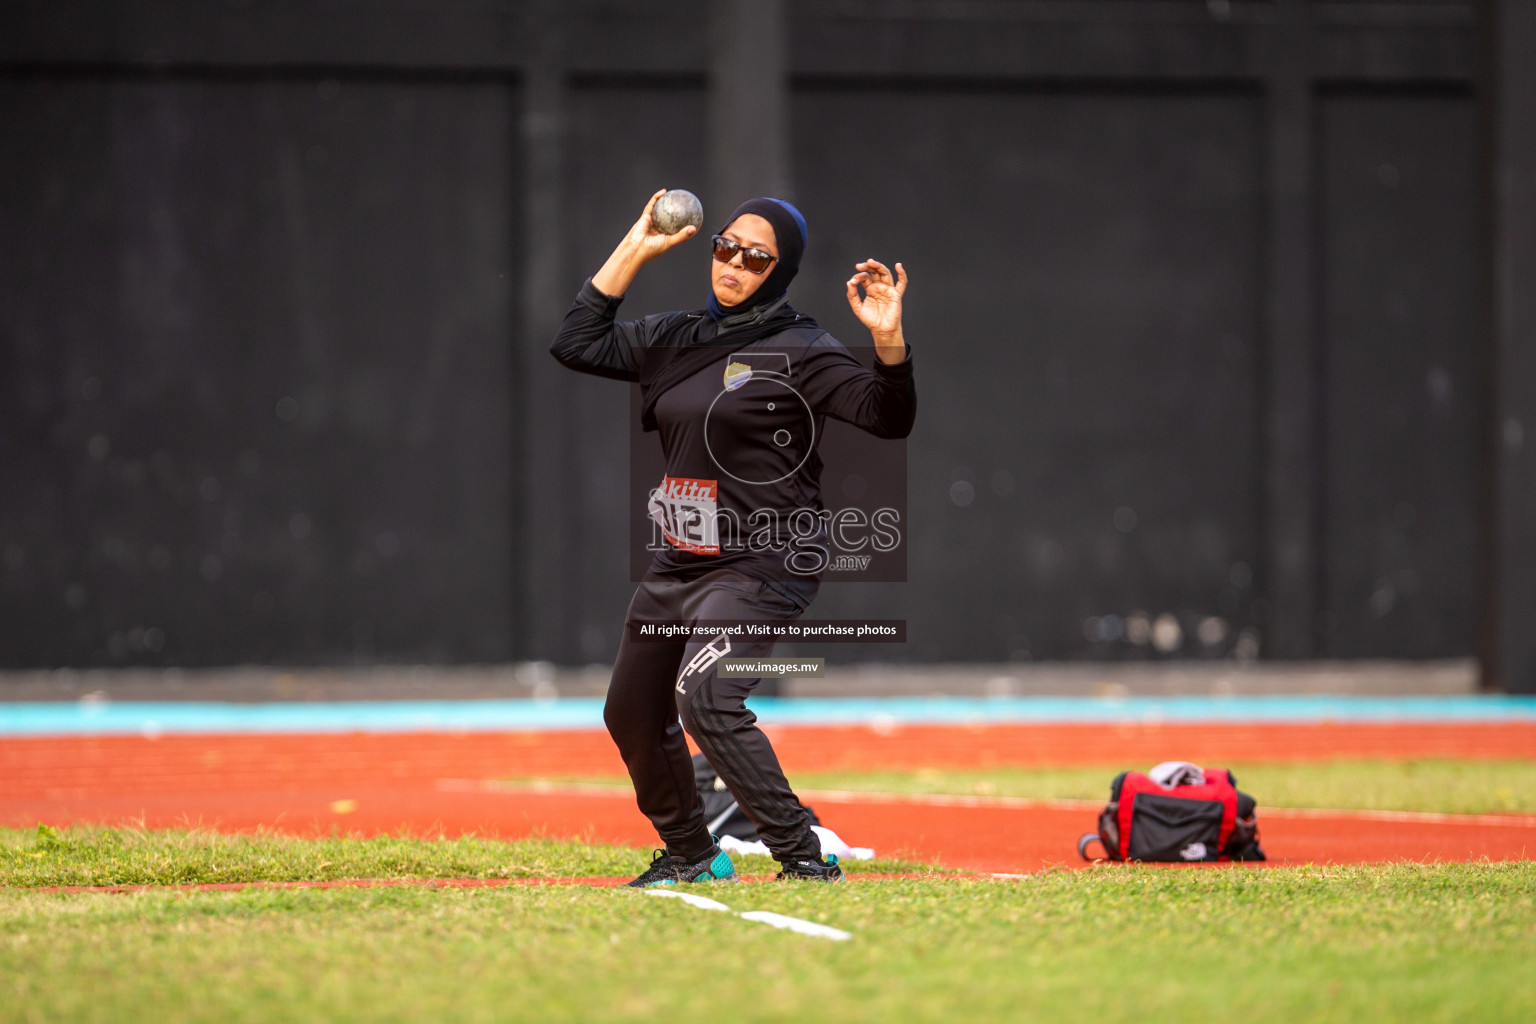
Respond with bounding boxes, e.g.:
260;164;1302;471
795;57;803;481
625;189;699;262
592;190;698;298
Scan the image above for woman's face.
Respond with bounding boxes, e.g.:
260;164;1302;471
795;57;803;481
710;213;779;308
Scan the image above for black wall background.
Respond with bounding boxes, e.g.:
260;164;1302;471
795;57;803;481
1;74;517;664
2;0;1526;681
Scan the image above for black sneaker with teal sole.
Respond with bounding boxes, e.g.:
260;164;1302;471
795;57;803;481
625;844;737;888
775;853;843;882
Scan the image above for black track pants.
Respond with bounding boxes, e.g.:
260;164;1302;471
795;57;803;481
603;569;821;863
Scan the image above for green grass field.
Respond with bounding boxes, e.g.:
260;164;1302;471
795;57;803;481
3;850;1532;1024
4;756;1534;1023
792;758;1536;814
509;758;1536;814
0;826;921;889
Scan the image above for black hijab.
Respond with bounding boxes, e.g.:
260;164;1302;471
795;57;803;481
638;197;820;431
705;197;808;320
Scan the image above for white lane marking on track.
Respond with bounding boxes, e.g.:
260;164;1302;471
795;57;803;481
644;889;852;941
646;890;731;912
737;911;852;941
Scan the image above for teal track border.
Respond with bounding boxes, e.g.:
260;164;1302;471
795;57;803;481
2;695;1535;738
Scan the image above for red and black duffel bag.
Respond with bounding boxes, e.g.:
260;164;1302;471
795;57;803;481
1078;765;1266;863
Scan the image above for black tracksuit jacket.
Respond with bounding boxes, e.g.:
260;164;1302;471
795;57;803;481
550;277;916;862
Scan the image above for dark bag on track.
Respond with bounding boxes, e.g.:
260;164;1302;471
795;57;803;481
1077;767;1266;863
691;753;819;842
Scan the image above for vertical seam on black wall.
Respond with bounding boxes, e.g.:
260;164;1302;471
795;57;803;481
1309;83;1331;658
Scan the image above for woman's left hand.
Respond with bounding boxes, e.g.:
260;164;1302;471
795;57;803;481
846;259;909;364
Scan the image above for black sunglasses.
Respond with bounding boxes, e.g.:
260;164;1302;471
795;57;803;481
711;235;778;274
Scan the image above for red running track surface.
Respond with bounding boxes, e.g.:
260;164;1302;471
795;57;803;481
8;722;1536;795
3;726;1534;874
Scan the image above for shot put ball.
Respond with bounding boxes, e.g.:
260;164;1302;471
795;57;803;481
652;189;704;236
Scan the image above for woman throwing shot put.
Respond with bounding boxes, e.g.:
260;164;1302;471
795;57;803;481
551;190;915;885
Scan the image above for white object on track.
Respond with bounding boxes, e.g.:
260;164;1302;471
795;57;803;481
647;889;731;912
737;911;852;941
644;887;852;941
